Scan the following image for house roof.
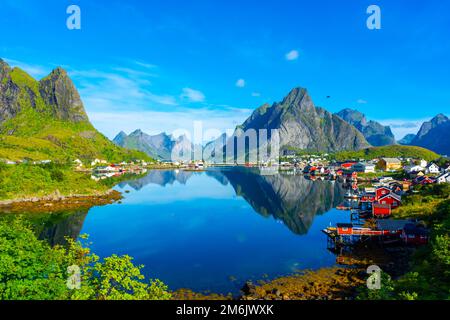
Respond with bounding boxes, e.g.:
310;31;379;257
403;223;429;236
376;220;411;231
381;158;401;164
379;193;402;201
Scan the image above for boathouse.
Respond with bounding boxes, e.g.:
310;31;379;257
401;224;429;245
372;203;392;218
337;223;354;235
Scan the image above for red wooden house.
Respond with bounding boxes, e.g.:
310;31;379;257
341;162;356;170
372;203;392;218
401;224;429;245
375;186;391;200
378;193;402;209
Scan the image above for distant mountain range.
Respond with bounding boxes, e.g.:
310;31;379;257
112;87;450;161
0;58;149;162
398;134;416;145
113;130;201;161
407;114;450;156
335;108;396;146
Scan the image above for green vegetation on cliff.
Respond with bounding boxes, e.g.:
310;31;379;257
0;60;151;163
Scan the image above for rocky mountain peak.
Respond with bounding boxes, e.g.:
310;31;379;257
336;108;395;146
38;67;89;123
281;87;314;111
130;129;144;136
336;108;367;127
231;87;370;154
0;58;11;77
431;113;449;125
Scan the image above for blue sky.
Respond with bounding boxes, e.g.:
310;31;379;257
1;0;449;140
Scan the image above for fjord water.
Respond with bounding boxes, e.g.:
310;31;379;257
20;168;349;294
73;168;348;294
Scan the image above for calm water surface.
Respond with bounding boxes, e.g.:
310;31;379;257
78;168;349;294
13;167;352;294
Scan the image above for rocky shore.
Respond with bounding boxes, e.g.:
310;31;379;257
0;189;122;214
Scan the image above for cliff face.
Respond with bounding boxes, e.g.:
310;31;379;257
0;58;150;161
235;88;370;153
0;60;21;123
411;114;450;155
336;108;396;146
0;60;89;126
398;134;416;145
39;67;89;123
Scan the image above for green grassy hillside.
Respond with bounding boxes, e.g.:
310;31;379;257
334;145;439;162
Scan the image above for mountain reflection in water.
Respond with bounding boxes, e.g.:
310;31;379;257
6;168;348;294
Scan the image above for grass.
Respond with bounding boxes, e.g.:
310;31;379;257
333;145;439;162
0;162;108;200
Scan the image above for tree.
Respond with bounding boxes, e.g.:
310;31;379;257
0;218;171;300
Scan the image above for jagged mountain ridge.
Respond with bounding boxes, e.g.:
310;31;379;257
410;114;450;155
336;108;396;146
205;88;370;163
113;129;201;161
0;58;150;162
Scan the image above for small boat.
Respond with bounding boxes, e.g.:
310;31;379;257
336;204;352;211
344;190;359;200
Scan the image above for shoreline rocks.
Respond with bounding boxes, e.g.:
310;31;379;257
0;189;122;214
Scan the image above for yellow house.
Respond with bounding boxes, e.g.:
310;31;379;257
379;158;402;171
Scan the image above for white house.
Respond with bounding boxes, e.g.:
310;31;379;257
91;159;108;166
436;172;450;184
426;163;441;174
351;162;376;173
404;165;425;173
420;159;428;168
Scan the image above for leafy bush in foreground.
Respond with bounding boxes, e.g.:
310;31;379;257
0;218;171;300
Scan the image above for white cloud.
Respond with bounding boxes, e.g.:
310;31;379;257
133;61;157;69
251;92;261;97
3;58;49;78
357;99;367;104
69;67;178;111
377;118;428;140
236;79;246;88
180;88;206;102
285;50;299;61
